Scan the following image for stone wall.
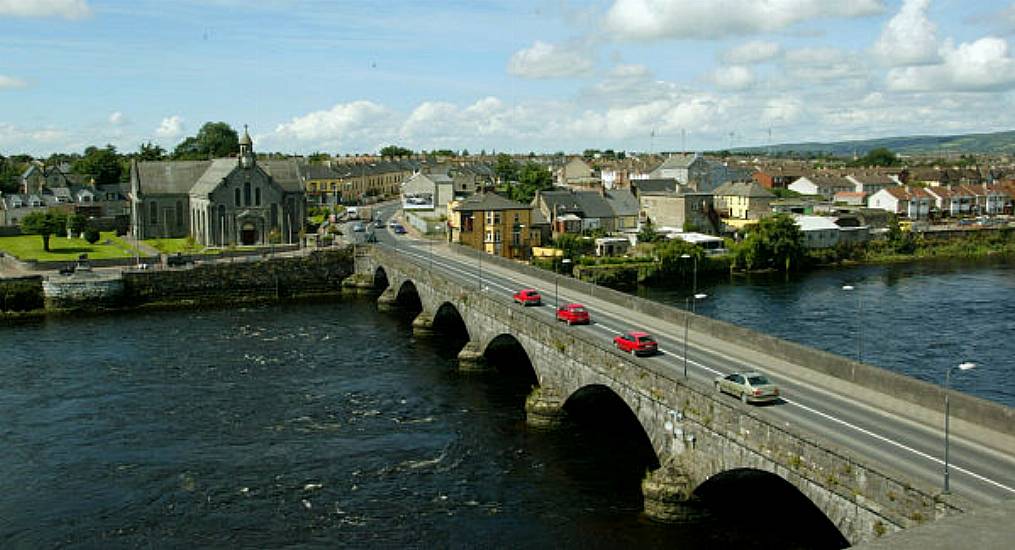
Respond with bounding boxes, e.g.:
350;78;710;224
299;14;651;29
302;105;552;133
447;243;1014;440
122;248;353;306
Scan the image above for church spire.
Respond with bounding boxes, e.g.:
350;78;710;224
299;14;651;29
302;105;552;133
239;124;254;167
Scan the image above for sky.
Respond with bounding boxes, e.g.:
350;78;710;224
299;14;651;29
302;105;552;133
2;0;1015;156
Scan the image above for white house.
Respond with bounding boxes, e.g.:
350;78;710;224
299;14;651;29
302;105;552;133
867;186;932;219
788;175;854;199
401;172;454;215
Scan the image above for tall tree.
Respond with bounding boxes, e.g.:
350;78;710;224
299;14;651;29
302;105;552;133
853;147;898;167
510;161;553;203
494;153;518;183
379;145;413;158
73;145;121;185
137;141;167;161
172;122;239;160
733;214;805;271
21;211;67;251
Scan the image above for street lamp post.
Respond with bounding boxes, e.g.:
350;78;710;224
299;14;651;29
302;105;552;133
944;361;976;494
683;293;707;378
842;285;863;363
680;253;699;298
556;258;572;309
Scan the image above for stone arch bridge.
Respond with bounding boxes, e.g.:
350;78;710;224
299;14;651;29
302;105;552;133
347;244;961;546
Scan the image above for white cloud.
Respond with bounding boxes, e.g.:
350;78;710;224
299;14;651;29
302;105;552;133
782;47;871;85
0;123;66;152
722;41;781;65
759;97;804;126
608;63;651;78
507;40;595;78
886;37;1015;92
108;111;126;126
273;100;397;147
0;0;90;19
0;74;27;89
603;0;885;40
873;0;939;66
155;115;184;139
711;65;754;90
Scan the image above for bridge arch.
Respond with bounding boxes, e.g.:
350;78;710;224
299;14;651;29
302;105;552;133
373;266;389;291
482;333;538;386
694;468;849;548
395;279;423;312
432;301;471;342
563;384;660;470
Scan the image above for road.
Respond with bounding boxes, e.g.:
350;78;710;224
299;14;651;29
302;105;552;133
363;204;1015;508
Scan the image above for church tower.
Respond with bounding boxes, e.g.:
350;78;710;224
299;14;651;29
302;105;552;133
239;124;254;168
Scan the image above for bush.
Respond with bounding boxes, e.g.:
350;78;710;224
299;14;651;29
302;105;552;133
83;228;100;244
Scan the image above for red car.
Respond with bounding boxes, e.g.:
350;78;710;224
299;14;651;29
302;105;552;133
513;288;542;306
556;303;590;325
613;331;658;356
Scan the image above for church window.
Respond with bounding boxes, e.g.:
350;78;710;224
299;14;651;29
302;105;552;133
176;201;183;228
235;188;240;206
244;181;251;206
255;187;261;206
150;201;157;225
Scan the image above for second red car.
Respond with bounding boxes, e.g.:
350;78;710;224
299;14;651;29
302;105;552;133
556;303;590;325
613;331;658;356
513;288;542;306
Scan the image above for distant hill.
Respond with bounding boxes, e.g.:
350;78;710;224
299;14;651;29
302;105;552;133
732;130;1015;157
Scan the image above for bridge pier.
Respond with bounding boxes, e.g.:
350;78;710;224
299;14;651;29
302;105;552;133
341;273;377;295
641;456;707;523
524;387;567;429
411;312;435;337
457;341;490;372
376;287;398;311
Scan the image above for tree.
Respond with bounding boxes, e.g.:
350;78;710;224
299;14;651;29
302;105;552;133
554;233;593;260
21;211;67;251
73;145;121;185
655;238;703;277
494;153;518;183
509;161;554;203
307;151;330;162
379;145;413;158
853;147;898;167
67;214;88;237
638;219;661;243
137;142;167;161
172;122;239;160
0;155;24;194
733;214;805;271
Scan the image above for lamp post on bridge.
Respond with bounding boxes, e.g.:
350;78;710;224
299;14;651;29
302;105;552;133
683;293;707;378
943;361;976;494
556;258;572;309
841;284;862;363
680;253;699;304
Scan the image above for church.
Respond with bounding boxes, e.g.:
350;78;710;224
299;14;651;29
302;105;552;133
129;127;305;246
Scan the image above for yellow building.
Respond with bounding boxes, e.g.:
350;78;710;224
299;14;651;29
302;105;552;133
712;180;775;220
452;193;539;260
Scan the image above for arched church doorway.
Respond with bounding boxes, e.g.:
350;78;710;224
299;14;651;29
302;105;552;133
241;223;257;245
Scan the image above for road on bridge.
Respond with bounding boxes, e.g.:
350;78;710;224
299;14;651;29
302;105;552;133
366;205;1015;509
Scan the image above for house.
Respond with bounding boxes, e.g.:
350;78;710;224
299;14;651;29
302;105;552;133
556;157;599;188
924;186;974;217
665;231;726;254
712;180;774;220
648;154;709;190
833;191;867;206
594;236;631;257
401;172;454;215
752;165;802;190
794;215;841;248
533;188;636;234
703;160;753;193
788;175;854;199
867;186;932;219
452;193;538;260
130;127;305;246
846;172;897;195
0;192;60;227
638;187;718;234
448;163;495;196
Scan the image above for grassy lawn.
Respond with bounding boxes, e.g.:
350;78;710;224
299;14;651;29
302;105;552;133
0;232;138;261
142;238;223;255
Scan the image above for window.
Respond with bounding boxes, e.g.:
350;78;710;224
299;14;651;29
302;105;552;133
176;201;183;228
150;201;157;224
255;187;261;206
235;188;241;206
485;211;501;226
244;181;251;206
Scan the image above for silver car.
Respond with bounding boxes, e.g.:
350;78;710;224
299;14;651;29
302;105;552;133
715;371;780;404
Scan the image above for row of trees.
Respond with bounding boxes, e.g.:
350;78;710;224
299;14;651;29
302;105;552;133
21;211;100;251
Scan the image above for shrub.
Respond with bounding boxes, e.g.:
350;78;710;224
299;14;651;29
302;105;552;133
83;227;100;244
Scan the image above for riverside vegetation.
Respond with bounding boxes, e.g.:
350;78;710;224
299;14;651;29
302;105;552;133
535;214;1015;290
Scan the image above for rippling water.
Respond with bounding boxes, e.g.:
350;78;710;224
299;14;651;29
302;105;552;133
2;300;840;548
638;257;1015;407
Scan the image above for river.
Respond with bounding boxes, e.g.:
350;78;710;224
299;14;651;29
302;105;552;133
638;257;1015;407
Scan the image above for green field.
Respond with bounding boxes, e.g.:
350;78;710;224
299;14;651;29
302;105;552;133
0;232;138;261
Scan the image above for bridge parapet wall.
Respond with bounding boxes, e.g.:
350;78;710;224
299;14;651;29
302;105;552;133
369;245;965;545
445;244;1014;443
